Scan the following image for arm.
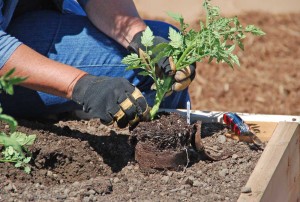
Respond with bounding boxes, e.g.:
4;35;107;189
0;43;87;99
81;0;147;48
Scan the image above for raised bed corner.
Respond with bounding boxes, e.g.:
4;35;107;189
162;109;300;201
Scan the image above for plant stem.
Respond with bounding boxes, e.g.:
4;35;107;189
150;76;173;119
176;44;195;69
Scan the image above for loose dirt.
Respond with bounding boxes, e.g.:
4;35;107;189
0;116;262;201
0;12;299;201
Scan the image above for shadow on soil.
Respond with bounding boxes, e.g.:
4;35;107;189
18;119;134;173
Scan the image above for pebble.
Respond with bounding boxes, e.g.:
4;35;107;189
241;186;252;193
232;154;239;159
47;170;53;177
184;176;194;186
193;180;202;187
88;189;96;195
128;186;134;193
113;177;120;183
72;181;80;188
161;176;170;184
218;135;227;144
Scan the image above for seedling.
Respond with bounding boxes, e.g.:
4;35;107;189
0;69;36;173
122;0;265;119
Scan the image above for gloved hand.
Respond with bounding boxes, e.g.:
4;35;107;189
128;31;196;95
72;75;149;128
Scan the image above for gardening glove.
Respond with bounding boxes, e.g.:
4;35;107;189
128;31;196;96
72;75;150;128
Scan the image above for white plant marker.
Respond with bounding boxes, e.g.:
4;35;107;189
187;100;191;125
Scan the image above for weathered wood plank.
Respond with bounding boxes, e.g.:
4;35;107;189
238;122;300;202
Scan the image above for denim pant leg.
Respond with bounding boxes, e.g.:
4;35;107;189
0;10;189;118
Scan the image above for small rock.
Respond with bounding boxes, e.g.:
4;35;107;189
169;188;178;192
161;176;170;184
88;189;96;195
128;186;134;193
241;186;252;193
113;177;120;183
218;135;227;144
196;170;203;176
193;180;202;187
232;154;239;159
184;176;195;186
56;194;67;200
72;181;80;187
47;170;53;177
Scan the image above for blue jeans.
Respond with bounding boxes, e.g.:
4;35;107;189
0;10;189;118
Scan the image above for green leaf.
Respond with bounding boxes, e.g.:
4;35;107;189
168;27;183;49
7;146;14;155
245;25;266;36
230;54;240;66
24;166;31;174
3;68;15;78
15;162;22;168
141;27;154;47
23;157;31;164
227;44;235;53
11;132;36;146
122;53;140;67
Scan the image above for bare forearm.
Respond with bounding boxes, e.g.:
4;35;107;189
0;44;87;99
83;0;147;48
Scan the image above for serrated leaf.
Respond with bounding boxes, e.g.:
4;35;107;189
122;53;140;67
168;27;183;48
24;166;31;174
230;54;240;66
227;44;235;53
245;25;266;36
7;146;14;155
23;157;31;164
141;27;154;47
11;132;36;146
238;40;244;51
15;162;22;168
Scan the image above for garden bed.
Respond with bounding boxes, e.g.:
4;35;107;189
1;110;298;201
0;113;262;201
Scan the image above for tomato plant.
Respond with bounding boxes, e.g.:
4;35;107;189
122;0;265;120
0;69;36;173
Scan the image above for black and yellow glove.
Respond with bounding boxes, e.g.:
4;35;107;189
128;31;196;95
72;75;149;128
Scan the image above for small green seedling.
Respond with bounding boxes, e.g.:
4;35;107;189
122;0;265;119
0;69;35;174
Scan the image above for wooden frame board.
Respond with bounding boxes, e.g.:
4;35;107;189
238;122;300;202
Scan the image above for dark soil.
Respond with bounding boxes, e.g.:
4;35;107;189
0;114;262;201
0;12;298;201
